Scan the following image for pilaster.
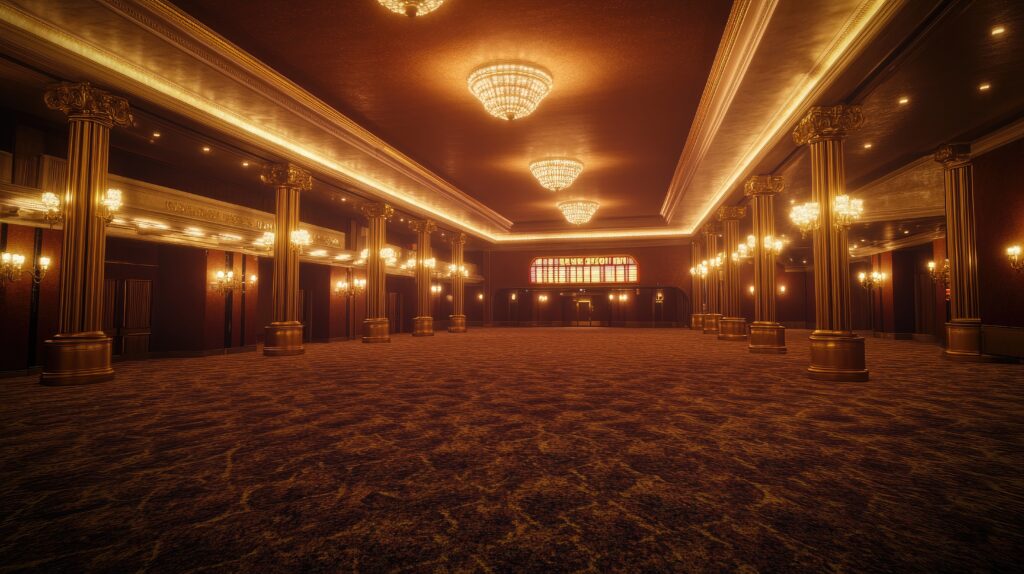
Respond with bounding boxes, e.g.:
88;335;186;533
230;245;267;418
410;219;436;336
448;232;467;333
702;223;722;334
361;202;394;343
745;175;787;353
718;206;747;341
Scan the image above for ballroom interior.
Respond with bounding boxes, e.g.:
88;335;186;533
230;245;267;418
1;0;1022;571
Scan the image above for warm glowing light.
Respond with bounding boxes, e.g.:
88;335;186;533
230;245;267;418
241;161;250;167
898;96;910;105
40;191;62;226
211;269;242;294
511;293;517;301
184;227;205;237
309;249;327;257
249;274;257;284
529;158;584;191
424;257;436;269
991;25;1005;36
833;195;864;228
778;285;786;294
255;231;275;248
152;131;161;138
557;200;600;225
863;143;873;149
608;293;615;301
290;229;311;249
789;202;820;236
377;0;445;17
859;270;887;289
1007;245;1023;272
380;247;397;260
468;61;553;121
202;146;211;153
335;253;353;261
102;188;123;221
978;83;991;91
431;284;442;295
538;294;549;302
748;285;755;295
477;293;484;301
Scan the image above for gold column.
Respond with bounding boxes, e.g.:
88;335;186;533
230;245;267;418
449;232;467;333
793;105;868;381
690;240;704;329
41;82;132;385
361;203;394;343
261;163;312;356
718;206;748;341
410;219;436;336
702;224;722;334
935;144;992;360
745;175;787;353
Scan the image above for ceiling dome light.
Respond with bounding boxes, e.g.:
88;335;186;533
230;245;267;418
468;61;553;121
377;0;445;17
529;158;584;191
557;200;599;225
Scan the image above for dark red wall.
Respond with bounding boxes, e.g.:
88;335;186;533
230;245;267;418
974;137;1024;328
0;224;61;372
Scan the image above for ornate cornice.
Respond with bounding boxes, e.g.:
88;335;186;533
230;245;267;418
360;202;395;220
934;143;971;168
260;163;313;190
43;82;133;127
717;205;746;221
408;219;436;234
792;105;863;145
744;175;785;197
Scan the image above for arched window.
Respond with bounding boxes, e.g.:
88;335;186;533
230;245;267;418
529;256;638;285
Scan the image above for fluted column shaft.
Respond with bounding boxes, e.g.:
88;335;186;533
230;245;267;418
410;219;436;336
690;241;704;328
449;232;467;333
746;178;783;323
719;208;744;318
41;82;132;385
361;203;394;343
704;228;720;313
793;105;867;380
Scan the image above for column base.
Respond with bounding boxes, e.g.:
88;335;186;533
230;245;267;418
749;322;786;354
702;313;721;334
362;317;391;343
718;317;748;341
943;320;1002;362
412;316;434;337
264;322;305;356
807;330;868;381
448;314;467;333
690;313;705;330
41;331;114;386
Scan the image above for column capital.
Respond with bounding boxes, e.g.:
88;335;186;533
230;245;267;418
409;218;437;234
792;105;863;145
449;232;467;245
261;163;313;190
360;202;395;220
44;82;133;128
717;206;746;221
702;222;720;235
744;175;785;197
934;143;971;168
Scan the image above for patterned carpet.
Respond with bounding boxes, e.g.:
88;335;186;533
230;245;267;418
1;328;1022;573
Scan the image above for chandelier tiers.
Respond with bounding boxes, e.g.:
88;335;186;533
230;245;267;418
468;61;553;121
377;0;445;17
529;158;584;191
789;202;820;237
832;194;864;228
557;200;600;225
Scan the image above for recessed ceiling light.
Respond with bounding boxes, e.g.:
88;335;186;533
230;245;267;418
991;25;1005;36
860;238;866;242
863;143;873;149
898;96;910;105
979;82;991;91
202;146;211;153
903;230;909;235
341;198;347;202
152;131;161;138
802;259;807;264
241;161;250;167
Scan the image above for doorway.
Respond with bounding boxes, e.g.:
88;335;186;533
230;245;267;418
573;299;593;327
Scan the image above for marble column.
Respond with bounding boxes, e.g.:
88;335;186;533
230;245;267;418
718;206;748;341
261;163;312;356
361;203;394;343
690;240;704;329
41;82;132;385
745;175;787;353
448;232;467;333
793;105;868;381
410;219;436;336
935;144;991;360
702;224;722;334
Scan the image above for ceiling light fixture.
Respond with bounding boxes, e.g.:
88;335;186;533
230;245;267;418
377;0;444;17
863;143;873;149
557;200;599;225
979;82;991;91
529;158;584;191
991;25;1005;36
898;96;910;105
468;61;553;121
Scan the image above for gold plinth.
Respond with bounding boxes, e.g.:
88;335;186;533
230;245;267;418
749;322;786;354
943;320;1000;362
362;317;391;343
807;331;868;381
264;321;305;356
41;332;114;385
448;314;467;333
412;316;434;337
702;313;721;334
718;317;748;341
690;314;705;330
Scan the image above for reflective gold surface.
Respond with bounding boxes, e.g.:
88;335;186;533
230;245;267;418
718;317;748;341
362;204;393;343
449;233;467;334
807;332;868;381
412;316;434;337
702;313;721;335
448;315;467;334
362;317;391;344
749;322;787;354
263;321;305;356
690;313;705;330
40;332;114;386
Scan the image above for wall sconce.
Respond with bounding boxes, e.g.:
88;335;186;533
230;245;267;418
789;202;820;237
778;285;787;295
858;270;886;290
689;261;709;278
538;294;549;303
211;269;243;294
41;192;62;227
431;284;442;295
335;278;366;296
655;291;664;303
1;252;50;285
833;195;864;229
748;285;755;295
1007;245;1022;272
248;274;258;286
290;229;311;253
477;292;484;301
927;259;950;286
447;263;468;277
100;188;123;223
617;293;627;302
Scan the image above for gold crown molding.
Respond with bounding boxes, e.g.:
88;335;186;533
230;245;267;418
744;175;785;196
43;81;134;127
717;206;747;221
793;105;864;145
261;163;313;191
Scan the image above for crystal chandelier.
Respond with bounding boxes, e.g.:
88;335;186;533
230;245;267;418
789;202;820;237
529;158;584;191
557;200;599;225
290;229;311;253
40;192;62;227
377;0;445;17
468;62;553;121
833;195;864;228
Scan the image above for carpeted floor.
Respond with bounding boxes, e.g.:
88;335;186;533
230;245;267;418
0;328;1022;573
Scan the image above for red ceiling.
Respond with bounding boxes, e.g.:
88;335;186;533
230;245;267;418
169;0;732;229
